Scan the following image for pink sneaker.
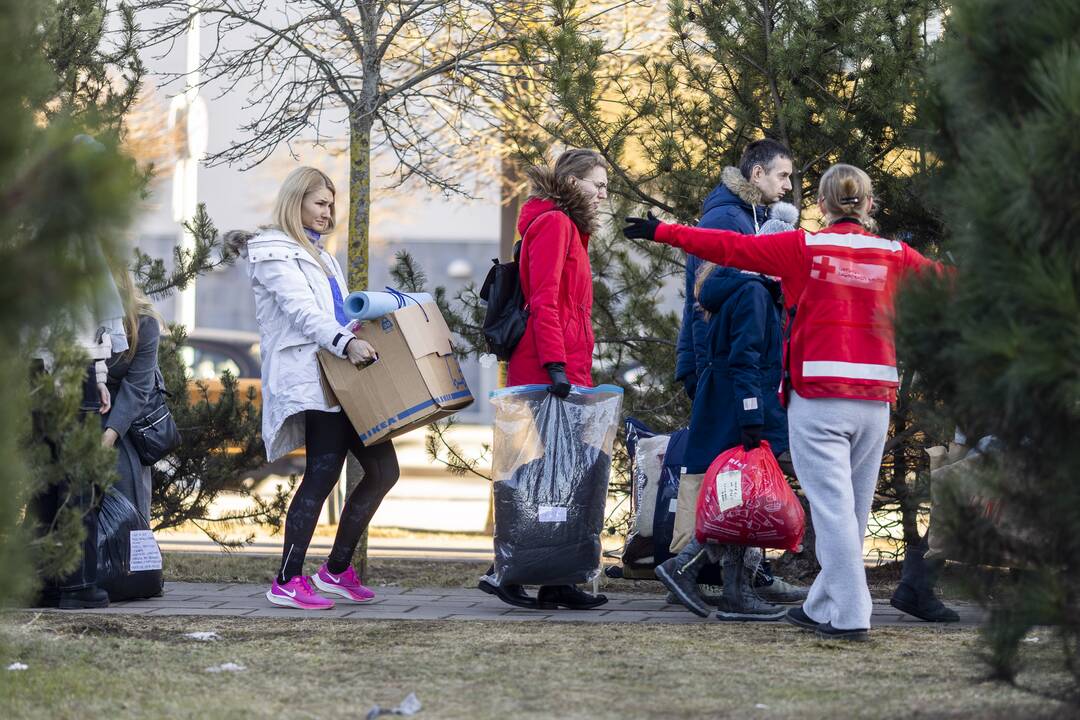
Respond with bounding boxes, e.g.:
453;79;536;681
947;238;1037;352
312;563;376;603
266;576;335;610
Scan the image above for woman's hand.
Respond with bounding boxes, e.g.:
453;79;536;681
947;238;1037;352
102;428;119;448
98;383;112;415
622;212;661;241
345;338;378;366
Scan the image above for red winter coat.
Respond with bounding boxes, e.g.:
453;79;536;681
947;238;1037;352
655;220;941;403
507;192;595;388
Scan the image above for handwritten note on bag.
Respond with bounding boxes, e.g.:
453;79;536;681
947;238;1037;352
715;470;743;512
129;530;162;572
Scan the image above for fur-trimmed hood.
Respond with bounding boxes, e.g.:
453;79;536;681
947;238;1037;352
224;229;256;259
700;166;768;232
720;166;765;207
519;166;599;237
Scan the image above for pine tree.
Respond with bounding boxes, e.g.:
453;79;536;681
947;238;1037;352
897;0;1080;686
0;0;142;604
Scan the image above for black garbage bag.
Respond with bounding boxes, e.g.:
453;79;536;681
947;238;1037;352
490;384;623;587
97;490;163;601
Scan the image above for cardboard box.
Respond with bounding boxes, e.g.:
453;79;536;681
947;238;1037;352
317;302;474;445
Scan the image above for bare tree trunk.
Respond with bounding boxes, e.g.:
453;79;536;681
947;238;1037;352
346;110;374;577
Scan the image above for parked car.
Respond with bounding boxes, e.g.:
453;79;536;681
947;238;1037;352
181;328;305;479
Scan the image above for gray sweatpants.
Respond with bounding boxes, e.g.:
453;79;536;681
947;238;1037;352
789;391;890;630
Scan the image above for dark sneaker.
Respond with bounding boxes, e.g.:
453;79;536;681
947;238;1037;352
536;584;608;610
58;586;110;609
655;557;711;617
890;582;960;622
784;605;819;631
816;622;869;642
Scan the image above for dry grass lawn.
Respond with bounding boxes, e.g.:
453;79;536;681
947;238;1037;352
0;612;1072;720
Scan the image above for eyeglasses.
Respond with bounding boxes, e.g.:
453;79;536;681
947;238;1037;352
577;178;608;192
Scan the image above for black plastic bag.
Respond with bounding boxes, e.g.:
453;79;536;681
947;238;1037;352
490;384;623;586
97;490;163;601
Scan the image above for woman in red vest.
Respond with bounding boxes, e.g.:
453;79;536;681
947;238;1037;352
624;164;943;640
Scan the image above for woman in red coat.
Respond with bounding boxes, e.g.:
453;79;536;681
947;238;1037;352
506;149;606;393
480;148;609;610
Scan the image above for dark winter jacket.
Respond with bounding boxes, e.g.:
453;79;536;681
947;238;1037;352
683;268;789;474
675;167;769;388
507;167;597;388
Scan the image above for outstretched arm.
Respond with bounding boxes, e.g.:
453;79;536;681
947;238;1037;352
624;213;804;280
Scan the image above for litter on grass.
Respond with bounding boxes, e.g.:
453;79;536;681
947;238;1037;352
185;631;221;642
366;692;422;718
205;662;246;673
7;662;28;671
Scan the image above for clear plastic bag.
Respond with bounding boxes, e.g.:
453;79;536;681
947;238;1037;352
490;384;623;586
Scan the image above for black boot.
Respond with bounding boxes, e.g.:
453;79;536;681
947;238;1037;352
715;547;786;622
478;565;538;609
536;584;608;610
655;540;712;617
58;586;109;609
890;539;959;623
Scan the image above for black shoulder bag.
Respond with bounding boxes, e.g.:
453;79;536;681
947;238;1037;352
129;371;182;466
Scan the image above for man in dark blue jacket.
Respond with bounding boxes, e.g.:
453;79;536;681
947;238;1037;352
660;139;807;620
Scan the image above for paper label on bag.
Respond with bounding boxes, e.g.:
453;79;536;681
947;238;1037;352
129;530;162;571
669;498;678;513
715;470;743;512
538;505;568;523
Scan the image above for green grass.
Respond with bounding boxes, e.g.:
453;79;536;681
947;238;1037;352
0;613;1071;720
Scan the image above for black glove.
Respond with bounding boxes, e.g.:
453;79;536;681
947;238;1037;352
545;362;571;398
741;424;763;451
622;211;661;241
683;374;698;401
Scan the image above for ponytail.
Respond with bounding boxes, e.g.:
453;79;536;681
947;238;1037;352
818;164;877;232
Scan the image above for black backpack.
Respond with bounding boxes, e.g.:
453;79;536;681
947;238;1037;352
480;240;528;360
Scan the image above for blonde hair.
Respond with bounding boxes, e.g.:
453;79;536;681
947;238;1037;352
108;260;164;363
694;260;718;320
818;164;877;232
272;167;336;275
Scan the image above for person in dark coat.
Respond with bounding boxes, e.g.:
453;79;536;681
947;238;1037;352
101;265;164;525
481;148;610;611
661;139;807;619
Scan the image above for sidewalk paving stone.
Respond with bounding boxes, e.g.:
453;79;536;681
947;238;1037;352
22;582;983;627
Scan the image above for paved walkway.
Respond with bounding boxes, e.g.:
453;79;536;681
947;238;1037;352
41;582;984;626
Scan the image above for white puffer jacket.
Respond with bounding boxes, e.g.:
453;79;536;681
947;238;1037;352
238;228;354;461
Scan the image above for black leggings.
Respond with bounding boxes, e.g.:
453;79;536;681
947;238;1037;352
278;410;400;583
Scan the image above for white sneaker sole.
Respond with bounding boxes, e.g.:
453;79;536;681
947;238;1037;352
311;574;375;603
264;590;334;610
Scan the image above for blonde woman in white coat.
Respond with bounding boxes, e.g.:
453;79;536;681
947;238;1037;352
231;167;399;610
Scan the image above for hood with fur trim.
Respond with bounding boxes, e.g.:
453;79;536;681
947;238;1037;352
719;166;765;207
518;165;599;237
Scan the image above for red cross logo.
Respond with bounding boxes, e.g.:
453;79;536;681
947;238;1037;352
810;255;837;280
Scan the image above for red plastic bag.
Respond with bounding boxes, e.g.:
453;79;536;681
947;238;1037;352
694;441;805;551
